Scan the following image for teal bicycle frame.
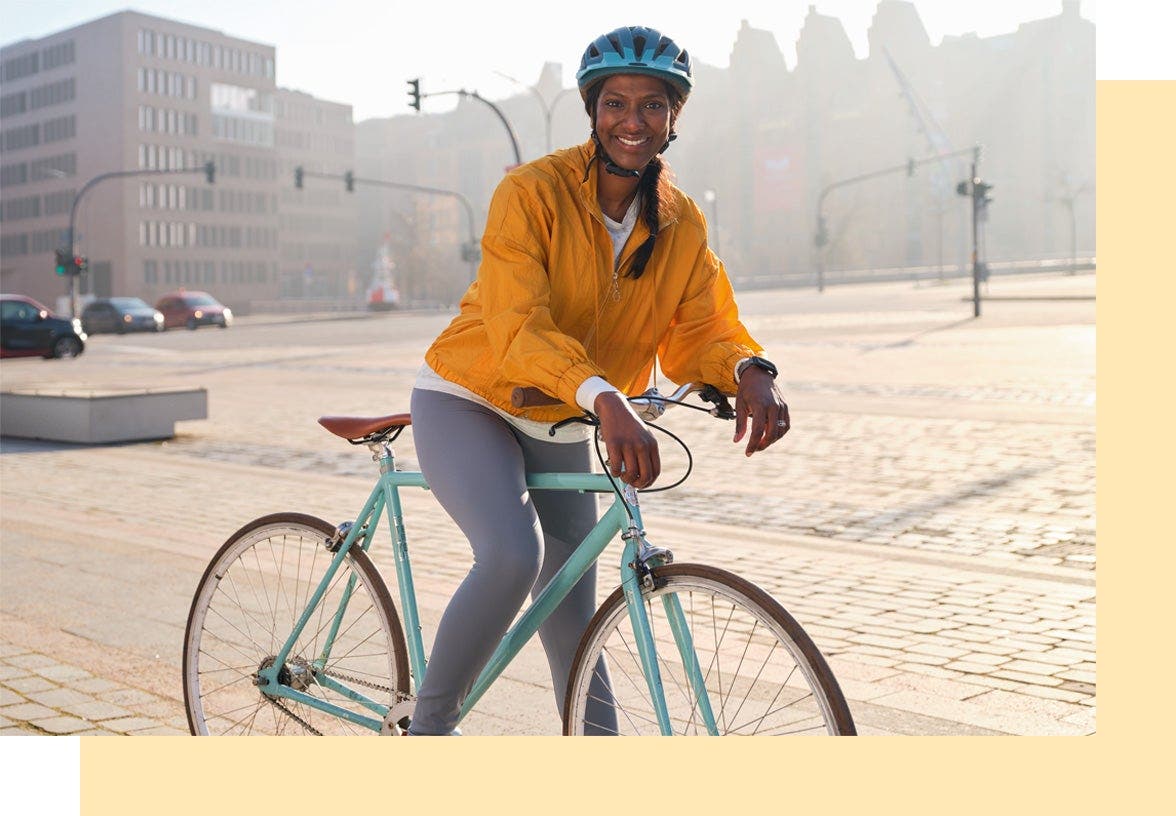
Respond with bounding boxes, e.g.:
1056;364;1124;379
254;439;719;735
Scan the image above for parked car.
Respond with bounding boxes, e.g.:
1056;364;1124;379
0;294;86;359
81;297;165;334
154;291;232;330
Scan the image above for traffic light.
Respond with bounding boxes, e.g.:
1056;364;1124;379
407;78;421;112
907;158;916;177
295;166;304;189
54;249;70;276
344;171;354;193
204;161;215;184
73;255;88;274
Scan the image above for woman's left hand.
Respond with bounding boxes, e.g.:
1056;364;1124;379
732;367;790;456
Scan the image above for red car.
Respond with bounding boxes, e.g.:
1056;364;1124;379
154;291;233;330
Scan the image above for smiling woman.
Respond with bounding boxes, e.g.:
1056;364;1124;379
400;25;791;736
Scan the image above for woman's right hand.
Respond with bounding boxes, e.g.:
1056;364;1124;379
593;392;660;489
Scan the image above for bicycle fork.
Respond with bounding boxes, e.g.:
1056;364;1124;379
619;485;720;736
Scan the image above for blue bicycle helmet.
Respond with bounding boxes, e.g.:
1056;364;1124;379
576;26;693;101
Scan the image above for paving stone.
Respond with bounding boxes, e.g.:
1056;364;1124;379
26;687;92;708
32;715;91;735
1001;659;1065;677
1;726;36;735
6;654;58;671
127;725;188;736
3;675;57;694
62;700;134;721
100;688;160;707
0;663;34;681
0;702;57;720
0;687;28;706
71;677;122;694
98;716;166;733
34;664;93;683
989;669;1064;687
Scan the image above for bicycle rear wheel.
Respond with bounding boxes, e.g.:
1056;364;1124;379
563;563;855;735
183;513;410;735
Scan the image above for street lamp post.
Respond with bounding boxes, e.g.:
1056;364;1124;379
703;189;719;257
58;162;215;318
495;71;579;154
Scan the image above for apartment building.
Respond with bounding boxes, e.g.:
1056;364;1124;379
1;11;281;313
273;88;358;304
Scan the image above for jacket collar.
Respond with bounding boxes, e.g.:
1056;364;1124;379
572;140;678;234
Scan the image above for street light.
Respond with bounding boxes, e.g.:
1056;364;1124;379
703;189;719;257
494;71;579;153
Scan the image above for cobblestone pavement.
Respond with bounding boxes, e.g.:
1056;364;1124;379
0;273;1096;736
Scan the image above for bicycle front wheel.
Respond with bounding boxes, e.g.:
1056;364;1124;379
563;563;856;735
183;513;410;735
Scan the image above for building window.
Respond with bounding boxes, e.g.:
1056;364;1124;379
41;41;75;71
2;51;39;82
43;189;74;215
1;122;40;152
0;233;29;256
2;194;40;220
0;91;28;118
42;115;75;143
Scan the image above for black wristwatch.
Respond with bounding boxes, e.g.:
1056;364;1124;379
738;356;778;380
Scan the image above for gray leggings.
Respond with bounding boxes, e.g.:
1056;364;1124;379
408;388;616;735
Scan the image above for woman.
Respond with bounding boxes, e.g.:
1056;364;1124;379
407;25;789;735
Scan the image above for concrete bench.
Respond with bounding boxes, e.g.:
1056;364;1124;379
0;386;207;443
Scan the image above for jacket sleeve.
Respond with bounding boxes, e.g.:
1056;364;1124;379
478;175;607;407
657;241;762;395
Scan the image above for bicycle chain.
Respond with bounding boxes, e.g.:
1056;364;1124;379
267;696;323;736
264;668;408;736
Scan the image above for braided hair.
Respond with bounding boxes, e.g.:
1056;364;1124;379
584;80;686;280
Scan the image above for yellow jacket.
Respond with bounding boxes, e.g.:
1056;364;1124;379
425;141;762;423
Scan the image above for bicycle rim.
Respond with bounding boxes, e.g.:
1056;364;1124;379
183;513;409;735
563;563;856;735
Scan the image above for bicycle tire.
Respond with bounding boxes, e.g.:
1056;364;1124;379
183;512;410;735
563;563;856;735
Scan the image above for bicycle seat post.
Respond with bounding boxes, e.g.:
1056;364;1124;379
369;439;395;473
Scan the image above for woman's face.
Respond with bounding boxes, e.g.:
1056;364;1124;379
593;74;673;173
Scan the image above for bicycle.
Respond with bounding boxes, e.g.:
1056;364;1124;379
181;382;857;736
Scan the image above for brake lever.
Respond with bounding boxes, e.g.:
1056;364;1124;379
698;385;736;420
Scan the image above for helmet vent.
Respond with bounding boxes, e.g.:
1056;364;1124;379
607;34;623;54
633;34;647;57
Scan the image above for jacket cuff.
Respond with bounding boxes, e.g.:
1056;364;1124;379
576;376;620;413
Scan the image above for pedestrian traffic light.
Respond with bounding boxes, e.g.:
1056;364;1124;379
407;78;421;112
295;166;304;189
54;249;70;276
73;255;88;274
204;161;216;184
344;171;354;192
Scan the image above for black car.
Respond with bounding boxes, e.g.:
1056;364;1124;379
0;294;86;359
82;297;165;334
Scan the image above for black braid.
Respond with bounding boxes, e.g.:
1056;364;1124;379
626;158;662;279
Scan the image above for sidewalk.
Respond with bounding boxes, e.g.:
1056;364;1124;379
0;273;1095;736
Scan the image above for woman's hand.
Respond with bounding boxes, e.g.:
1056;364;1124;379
733;367;790;456
594;391;661;488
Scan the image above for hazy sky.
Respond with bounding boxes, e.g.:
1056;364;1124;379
0;0;1122;121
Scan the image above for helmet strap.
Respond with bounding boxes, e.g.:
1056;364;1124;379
658;132;678;155
591;130;641;179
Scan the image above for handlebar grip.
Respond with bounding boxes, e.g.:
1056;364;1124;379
511;386;563;409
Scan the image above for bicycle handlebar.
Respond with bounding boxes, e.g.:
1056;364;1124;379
509;383;735;421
